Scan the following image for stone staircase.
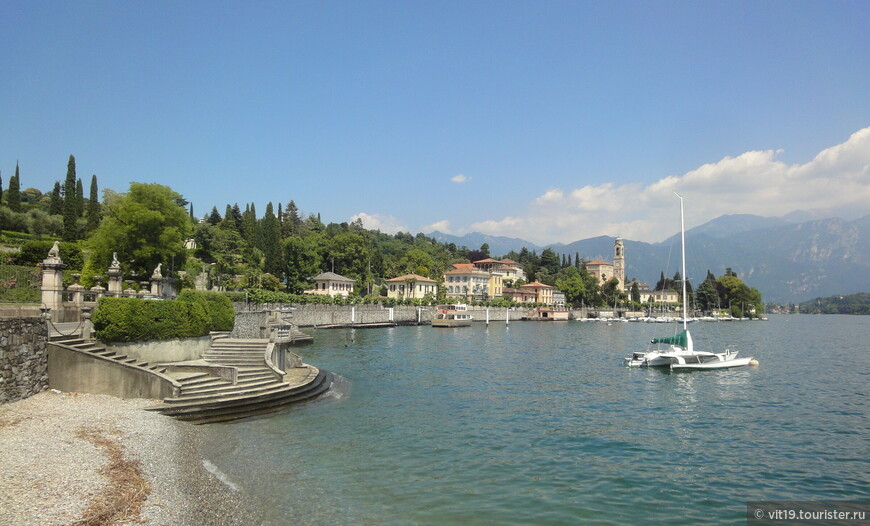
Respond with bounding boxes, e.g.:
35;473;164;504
145;338;334;424
49;335;334;424
50;334;169;374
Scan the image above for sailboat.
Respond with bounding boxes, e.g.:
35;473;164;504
623;193;756;370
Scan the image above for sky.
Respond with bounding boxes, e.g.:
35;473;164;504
2;1;869;245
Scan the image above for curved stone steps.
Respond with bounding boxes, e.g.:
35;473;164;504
148;370;333;424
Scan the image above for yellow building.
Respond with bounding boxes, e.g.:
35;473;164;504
385;274;438;300
519;281;554;305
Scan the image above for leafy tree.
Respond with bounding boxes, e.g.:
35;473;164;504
27;209;61;239
540;248;561;276
480;243;490;258
716;274;762;318
86;174;100;233
87;182;190;278
62;155;78;240
600;278;624;307
283;235;322;292
694;278;720;312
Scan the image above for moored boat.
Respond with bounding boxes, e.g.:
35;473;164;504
623;193;756;370
432;304;473;327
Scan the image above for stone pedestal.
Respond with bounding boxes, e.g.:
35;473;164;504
40;258;65;321
67;282;85;307
107;267;123;296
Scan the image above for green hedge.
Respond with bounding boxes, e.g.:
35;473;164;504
177;290;235;331
94;297;211;342
10;240;85;270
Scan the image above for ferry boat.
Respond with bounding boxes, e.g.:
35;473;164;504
431;304;473;327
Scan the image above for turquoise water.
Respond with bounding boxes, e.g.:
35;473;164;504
200;315;869;525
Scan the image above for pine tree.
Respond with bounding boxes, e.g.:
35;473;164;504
62;154;78;241
207;206;222;225
49;182;63;215
285;200;302;236
7;164;21;212
86;174;100;232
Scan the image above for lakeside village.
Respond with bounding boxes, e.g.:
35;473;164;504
0;165;766;416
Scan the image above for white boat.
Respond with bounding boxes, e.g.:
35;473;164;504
624;193;756;370
432;304;473;327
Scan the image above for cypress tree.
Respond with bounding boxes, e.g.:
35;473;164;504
86;174;100;232
189;203;194;219
62;155;78;241
0;170;3;204
261;202;282;276
50;182;63;215
8;163;21;212
75;178;84;218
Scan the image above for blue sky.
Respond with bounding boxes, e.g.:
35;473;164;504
2;1;869;244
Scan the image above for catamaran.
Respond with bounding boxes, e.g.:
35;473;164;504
623;193;756;370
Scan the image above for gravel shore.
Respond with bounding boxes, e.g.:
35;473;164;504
0;390;264;525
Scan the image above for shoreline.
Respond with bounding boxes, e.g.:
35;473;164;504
0;390;263;525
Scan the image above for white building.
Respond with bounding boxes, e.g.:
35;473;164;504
305;272;355;298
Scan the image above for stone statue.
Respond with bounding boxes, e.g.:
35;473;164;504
110;252;120;269
152;263;162;279
47;241;60;259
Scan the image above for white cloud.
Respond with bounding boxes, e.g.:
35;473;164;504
451;174;469;183
351;212;409;234
420;219;455;234
469;126;870;244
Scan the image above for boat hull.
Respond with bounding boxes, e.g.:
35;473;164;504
431;319;473;328
670;356;754;370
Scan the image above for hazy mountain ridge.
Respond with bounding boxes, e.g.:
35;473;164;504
427;213;870;303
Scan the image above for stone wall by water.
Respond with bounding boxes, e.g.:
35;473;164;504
0;317;48;404
232;303;531;328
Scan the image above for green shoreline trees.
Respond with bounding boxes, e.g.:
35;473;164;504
0;156;766;311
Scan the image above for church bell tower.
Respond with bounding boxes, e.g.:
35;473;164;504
613;237;625;289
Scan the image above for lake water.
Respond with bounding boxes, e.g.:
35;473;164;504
199;315;869;525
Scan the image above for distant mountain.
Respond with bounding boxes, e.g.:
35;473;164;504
428;213;870;304
426;231;543;257
662;214;792;242
553;215;870;304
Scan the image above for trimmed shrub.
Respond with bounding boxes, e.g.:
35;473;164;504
94;297;210;342
177;290;235;332
11;240;85;269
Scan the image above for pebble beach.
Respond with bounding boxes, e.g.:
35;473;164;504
0;390;263;526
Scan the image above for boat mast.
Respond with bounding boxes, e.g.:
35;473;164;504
674;192;688;331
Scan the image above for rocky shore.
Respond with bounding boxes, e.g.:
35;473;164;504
0;390;263;525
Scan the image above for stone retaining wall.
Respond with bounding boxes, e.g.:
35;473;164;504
232;303;532;328
0;317;48;404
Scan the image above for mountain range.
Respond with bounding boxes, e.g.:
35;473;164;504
428;213;870;304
